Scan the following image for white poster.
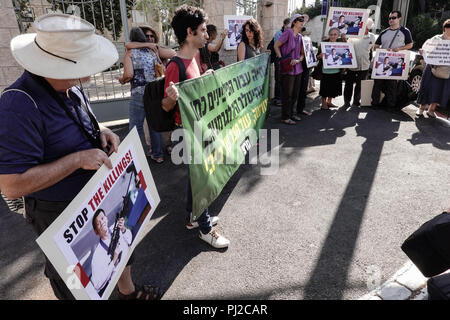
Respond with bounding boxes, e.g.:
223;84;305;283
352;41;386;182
422;39;450;66
321;42;358;69
371;49;411;80
325;7;370;39
36;128;160;300
224;15;252;50
303;36;319;68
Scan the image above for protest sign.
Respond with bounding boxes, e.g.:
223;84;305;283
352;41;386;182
175;53;270;220
303;36;319;68
224;15;252;50
36;128;160;300
321;42;357;69
371;49;410;80
422;38;450;66
325;7;370;38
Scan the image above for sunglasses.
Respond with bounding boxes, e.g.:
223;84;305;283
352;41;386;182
295;18;305;22
445;24;450;28
389;16;398;20
146;34;155;39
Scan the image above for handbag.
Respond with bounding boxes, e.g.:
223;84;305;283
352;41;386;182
279;45;295;74
0;88;37;217
431;66;450;80
151;47;165;78
280;58;294;73
401;211;450;277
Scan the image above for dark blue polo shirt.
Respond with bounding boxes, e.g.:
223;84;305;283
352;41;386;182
0;71;97;201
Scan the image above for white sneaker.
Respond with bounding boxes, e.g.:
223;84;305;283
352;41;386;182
186;216;219;230
199;229;230;248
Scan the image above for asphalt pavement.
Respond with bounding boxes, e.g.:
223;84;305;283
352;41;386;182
1;88;450;300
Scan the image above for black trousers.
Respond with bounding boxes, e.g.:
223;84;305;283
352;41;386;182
281;73;302;120
344;70;368;105
25;197;135;300
274;61;281;100
371;79;399;107
25;198;76;300
296;67;310;114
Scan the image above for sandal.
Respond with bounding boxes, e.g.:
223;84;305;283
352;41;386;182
281;119;296;125
150;155;164;163
291;115;302;121
320;105;329;110
327;103;339;108
426;111;436;118
118;283;161;300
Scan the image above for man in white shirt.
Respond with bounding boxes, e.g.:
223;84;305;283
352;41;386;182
343;18;376;107
371;11;413;109
326;48;342;65
375;57;393;76
331;15;348;34
90;208;132;296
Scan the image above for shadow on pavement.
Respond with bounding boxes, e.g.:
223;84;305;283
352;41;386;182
302;108;401;299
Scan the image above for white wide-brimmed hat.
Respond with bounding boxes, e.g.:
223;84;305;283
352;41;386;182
10;13;118;79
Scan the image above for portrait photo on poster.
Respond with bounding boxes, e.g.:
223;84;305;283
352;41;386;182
303;36;319;68
325;7;370;38
371;49;410;80
36;129;160;300
321;42;358;69
224;15;252;50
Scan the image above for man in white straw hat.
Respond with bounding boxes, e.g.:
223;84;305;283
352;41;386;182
343;18;376;108
0;14;160;300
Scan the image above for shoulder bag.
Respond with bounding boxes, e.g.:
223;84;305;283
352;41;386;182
431;66;450;80
152;46;166;78
0;89;37;216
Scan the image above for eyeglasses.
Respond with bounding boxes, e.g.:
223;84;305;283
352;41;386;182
388;16;398;20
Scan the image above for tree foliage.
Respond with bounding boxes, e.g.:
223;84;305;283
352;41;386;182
136;0;203;45
46;0;134;40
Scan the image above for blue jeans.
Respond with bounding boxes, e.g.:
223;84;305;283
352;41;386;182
173;134;212;234
186;173;212;234
129;93;163;158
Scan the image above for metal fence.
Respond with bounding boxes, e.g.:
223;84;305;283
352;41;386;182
11;0;211;102
12;0;134;102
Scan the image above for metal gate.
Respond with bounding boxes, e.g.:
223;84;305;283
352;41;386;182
11;0;205;102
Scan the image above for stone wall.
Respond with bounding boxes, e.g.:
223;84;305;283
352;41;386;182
203;0;237;67
0;0;23;93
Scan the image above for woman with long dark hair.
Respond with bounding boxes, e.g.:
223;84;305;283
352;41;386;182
237;18;263;62
118;27;174;163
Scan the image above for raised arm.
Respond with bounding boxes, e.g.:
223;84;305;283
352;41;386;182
125;41;157;51
117;50;133;85
208;30;227;53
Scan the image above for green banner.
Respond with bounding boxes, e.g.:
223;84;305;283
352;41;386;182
176;53;270;220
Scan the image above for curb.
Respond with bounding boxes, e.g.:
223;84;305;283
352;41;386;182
359;260;431;300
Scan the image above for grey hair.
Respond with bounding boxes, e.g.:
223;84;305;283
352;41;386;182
328;27;340;35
